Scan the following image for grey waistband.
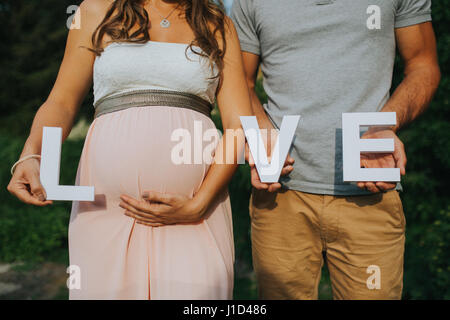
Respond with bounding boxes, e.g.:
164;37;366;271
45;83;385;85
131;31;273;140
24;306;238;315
94;89;213;119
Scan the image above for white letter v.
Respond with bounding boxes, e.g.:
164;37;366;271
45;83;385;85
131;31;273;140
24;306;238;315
240;115;300;183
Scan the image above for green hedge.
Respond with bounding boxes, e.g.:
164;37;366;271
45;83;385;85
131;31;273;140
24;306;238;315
0;136;82;262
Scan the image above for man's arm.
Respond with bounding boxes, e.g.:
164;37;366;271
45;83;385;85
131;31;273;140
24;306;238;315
382;21;441;130
359;21;441;193
242;52;274;132
242;52;294;192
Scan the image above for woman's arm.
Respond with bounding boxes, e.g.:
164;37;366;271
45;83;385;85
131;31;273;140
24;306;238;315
119;17;254;226
191;17;253;213
7;0;109;205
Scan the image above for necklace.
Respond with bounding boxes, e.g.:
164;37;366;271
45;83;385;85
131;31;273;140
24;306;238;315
148;1;181;29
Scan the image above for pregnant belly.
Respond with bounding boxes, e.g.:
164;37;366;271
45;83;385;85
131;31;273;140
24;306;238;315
79;106;219;203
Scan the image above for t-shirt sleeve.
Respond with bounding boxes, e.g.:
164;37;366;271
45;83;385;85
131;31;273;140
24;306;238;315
395;0;432;28
230;0;260;55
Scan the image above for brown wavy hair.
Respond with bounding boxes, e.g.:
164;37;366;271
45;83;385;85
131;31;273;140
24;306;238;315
89;0;227;79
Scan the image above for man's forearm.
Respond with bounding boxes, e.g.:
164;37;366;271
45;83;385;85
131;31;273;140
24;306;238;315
381;64;441;132
249;86;273;130
248;87;280;155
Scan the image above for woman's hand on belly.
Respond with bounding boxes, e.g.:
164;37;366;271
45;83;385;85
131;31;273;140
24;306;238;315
119;191;205;227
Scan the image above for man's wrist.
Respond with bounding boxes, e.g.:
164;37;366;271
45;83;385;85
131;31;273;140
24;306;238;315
379;108;401;132
366;125;396;135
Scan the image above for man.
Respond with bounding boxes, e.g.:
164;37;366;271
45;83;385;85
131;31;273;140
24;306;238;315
231;0;440;299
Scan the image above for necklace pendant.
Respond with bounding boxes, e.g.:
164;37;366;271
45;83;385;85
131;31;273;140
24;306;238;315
160;19;170;28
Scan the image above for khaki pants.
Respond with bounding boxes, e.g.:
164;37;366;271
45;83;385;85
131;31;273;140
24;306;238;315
249;188;406;300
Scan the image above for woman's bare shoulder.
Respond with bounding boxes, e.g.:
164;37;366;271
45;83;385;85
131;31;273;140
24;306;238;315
79;0;114;13
71;0;114;43
224;15;238;37
208;15;237;51
219;15;240;47
78;0;114;26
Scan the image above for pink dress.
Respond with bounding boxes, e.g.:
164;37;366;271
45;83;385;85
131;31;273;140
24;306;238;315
68;41;235;299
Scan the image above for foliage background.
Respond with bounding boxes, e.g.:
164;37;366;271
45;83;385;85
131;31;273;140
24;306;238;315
0;0;448;299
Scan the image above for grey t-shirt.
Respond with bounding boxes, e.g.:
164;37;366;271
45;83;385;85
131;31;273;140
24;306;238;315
231;0;432;195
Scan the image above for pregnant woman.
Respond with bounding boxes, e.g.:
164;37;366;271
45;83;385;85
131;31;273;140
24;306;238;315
7;0;252;299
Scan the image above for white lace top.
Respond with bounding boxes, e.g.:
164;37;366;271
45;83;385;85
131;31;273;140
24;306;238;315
93;41;219;106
